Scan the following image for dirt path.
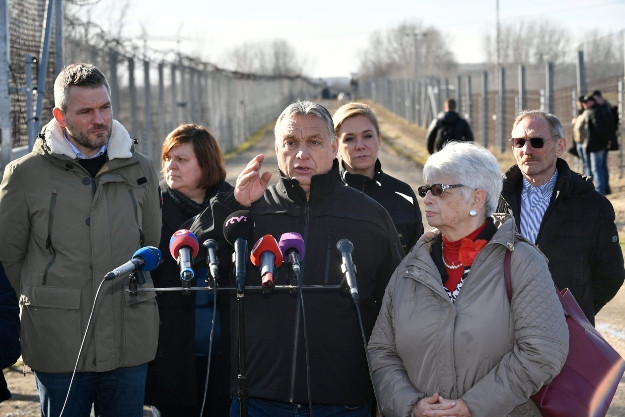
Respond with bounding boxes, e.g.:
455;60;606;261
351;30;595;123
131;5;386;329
3;99;625;416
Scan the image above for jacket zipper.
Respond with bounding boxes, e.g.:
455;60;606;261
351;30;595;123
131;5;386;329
127;189;145;246
42;188;58;285
289;203;311;403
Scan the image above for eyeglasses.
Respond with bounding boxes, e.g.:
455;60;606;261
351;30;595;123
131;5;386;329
510;137;546;149
417;183;465;197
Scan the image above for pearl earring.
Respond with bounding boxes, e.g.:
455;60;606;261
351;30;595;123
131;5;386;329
469;209;477;217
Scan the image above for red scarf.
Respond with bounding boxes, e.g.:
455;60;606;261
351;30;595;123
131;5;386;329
442;221;488;292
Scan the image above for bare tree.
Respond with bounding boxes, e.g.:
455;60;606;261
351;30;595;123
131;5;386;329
580;29;624;82
224;39;304;77
482;19;571;65
358;20;457;79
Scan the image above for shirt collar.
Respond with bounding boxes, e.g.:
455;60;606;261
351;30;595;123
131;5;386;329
522;169;558;196
63;131;107;159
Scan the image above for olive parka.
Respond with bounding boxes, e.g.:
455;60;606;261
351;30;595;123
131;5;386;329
0;118;162;373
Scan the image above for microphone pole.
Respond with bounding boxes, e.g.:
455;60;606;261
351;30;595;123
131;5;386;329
236;238;248;417
335;238;382;416
223;210;254;417
200;239;220;417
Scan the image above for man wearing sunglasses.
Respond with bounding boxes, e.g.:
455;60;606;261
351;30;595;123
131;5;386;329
498;110;624;326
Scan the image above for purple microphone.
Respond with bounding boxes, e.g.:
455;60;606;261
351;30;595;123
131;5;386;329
278;232;305;277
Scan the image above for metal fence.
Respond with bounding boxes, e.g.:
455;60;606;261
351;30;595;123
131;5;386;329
0;0;320;169
358;31;625;165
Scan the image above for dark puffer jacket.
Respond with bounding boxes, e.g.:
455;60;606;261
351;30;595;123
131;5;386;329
145;181;233;409
190;160;404;406
425;110;474;154
340;159;423;253
498;158;625;325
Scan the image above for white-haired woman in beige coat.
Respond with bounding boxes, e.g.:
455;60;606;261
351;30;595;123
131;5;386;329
368;141;569;417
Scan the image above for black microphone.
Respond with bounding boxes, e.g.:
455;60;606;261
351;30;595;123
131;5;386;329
104;246;162;280
336;239;359;303
203;239;220;282
223;210;254;293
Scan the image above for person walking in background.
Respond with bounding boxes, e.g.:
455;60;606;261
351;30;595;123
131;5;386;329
0;63;162;417
333;102;423;253
570;95;585;159
144;124;233;417
368;141;568;417
578;94;611;195
425;98;474;154
498;110;624;325
589;90;619;195
0;263;20;404
190;100;404;416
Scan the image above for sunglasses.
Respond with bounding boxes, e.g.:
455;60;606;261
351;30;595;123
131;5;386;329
510;137;546;148
418;183;465;197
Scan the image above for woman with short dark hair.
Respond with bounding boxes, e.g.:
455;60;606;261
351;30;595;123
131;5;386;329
145;123;232;417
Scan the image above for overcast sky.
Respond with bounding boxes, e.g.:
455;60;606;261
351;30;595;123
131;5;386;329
79;0;625;78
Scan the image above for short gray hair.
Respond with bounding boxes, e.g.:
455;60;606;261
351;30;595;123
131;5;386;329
274;100;335;143
54;63;111;111
511;110;563;140
423;141;502;216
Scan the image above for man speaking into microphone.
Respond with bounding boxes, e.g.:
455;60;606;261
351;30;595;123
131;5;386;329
189;100;403;416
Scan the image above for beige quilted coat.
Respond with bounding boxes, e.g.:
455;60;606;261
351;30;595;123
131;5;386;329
368;215;569;417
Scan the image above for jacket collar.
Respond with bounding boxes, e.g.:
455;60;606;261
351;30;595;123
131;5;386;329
277;159;342;204
502;158;595;200
38;118;133;160
420;213;518;255
339;158;382;189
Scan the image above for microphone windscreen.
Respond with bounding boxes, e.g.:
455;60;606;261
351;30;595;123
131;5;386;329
169;229;200;259
133;246;162;271
223;210;254;246
336;238;354;255
250;234;283;267
278;232;305;260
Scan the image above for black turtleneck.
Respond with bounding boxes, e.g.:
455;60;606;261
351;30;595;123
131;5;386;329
78;153;107;178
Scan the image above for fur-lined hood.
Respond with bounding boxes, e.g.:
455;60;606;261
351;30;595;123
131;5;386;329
40;118;133;160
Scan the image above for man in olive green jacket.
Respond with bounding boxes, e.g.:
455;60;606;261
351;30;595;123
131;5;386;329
0;63;161;417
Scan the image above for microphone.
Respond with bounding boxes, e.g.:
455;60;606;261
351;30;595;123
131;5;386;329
169;229;200;285
336;239;359;303
203;239;220;282
250;234;283;288
223;210;254;293
104;246;162;280
278;232;305;278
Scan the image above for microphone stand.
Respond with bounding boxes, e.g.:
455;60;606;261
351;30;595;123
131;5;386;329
236;268;248;417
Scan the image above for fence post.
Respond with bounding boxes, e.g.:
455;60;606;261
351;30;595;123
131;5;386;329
54;0;63;74
109;50;119;117
436;78;442;114
618;79;623;179
576;50;586;96
0;0;11;168
545;61;554;114
517;64;525;114
456;75;462;114
465;75;472;124
170;63;177;129
128;57;138;139
498;66;506;152
481;71;488;148
142;59;152;159
158;62;166;142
